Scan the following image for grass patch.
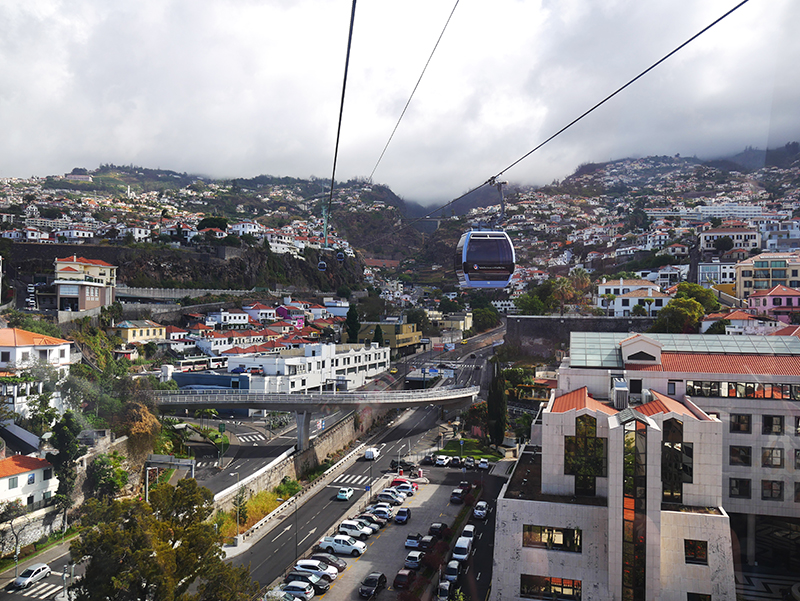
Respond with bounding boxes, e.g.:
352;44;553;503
438;439;503;461
0;526;81;571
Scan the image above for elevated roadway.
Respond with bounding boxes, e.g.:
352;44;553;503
154;385;480;450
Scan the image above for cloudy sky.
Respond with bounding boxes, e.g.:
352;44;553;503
1;0;797;205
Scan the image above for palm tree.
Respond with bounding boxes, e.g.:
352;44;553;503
601;293;616;317
552;277;575;316
569;268;591;311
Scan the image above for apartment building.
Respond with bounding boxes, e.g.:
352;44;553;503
734;251;800;299
53;255;117;312
596;278;670;317
698;228;761;253
554;331;800;572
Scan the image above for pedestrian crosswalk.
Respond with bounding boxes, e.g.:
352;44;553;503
237;433;266;443
21;581;64;599
735;571;798;600
332;473;371;486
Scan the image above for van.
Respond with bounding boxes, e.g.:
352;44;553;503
452;536;472;562
364;447;380;460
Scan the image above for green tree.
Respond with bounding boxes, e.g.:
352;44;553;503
649;298;705;333
232;486;249;528
673;282;721;313
438;297;463;313
346;305;361;343
551;277;575;315
197;216;228;231
462;401;488;434
705;318;730;335
0;500;30;565
71;479;258;601
45;411;86;520
514;292;546;315
487;363;507;447
713;236;734;252
405;308;438;337
336;285;351;299
372;324;384;345
473;307;500;332
631;304;647;316
26;391;57;437
87;451;129;498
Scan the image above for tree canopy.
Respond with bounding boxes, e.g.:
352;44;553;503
71;479;257;601
673;282;721;313
649;298;705;334
345;305;360;343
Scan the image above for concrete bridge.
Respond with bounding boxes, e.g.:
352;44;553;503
154;386;480;450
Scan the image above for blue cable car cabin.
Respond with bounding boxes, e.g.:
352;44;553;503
454;230;515;288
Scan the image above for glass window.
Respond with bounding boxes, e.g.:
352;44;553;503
796;416;800;436
730;414;751;433
8;476;18;489
795;482;800;503
688;594;712;601
762;448;784;468
730;446;751;466
763;415;784;435
730;478;751;499
44;468;52;481
522;525;582;552
795;449;800;470
27;473;35;485
761;480;784;501
668;381;676;396
684;540;708;565
520;575;581;600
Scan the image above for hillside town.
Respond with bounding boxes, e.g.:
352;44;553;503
1;152;800;600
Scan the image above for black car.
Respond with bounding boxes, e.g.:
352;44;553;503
450;456;461;468
310;552;347;573
284;571;330;595
419;535;436;550
429;522;446;538
356;513;387;528
359;571;387;598
421;454;434;465
391;458;416;471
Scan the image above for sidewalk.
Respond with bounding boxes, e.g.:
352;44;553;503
0;537;74;591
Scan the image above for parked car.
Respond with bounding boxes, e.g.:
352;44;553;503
395;507;411;524
404;550;426;570
462;524;476;539
464;457;476;469
450;456;461;468
450;488;466;504
368;506;394;520
421;454;434;465
393;569;417;590
283;572;329;595
356;512;387;528
13;563;50;589
352;517;379;535
280;581;315;600
230;366;246;374
293;560;338;582
393;483;416;497
419;535;436;550
339;520;372;540
473;501;489;520
265;590;296;601
390;458;416;471
478;458;490;470
382;487;408;500
429;522;446;538
390;477;419;490
358;572;387;598
376;492;403;506
317;535;367;556
452;536;472;562
337;487;354;501
309;553;347;573
435;455;451;467
444;560;461;583
458;481;472;492
405;532;423;548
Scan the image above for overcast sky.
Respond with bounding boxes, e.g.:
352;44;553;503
1;0;797;205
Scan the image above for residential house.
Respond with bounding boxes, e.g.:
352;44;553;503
747;285;800;323
0;455;58;512
734;251;800;299
596;278;670;317
699;227;760;253
242;302;277;324
109;320;166;344
53;255;117;312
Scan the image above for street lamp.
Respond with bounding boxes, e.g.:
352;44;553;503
230;471;240;546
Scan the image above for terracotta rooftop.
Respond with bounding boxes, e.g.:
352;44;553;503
0;328;69;347
0;455;51;478
625;352;800;376
551;387;618;416
637;391;706;420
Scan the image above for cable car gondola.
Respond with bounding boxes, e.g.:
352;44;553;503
318;260;327;272
336;251;345;263
454;229;515;288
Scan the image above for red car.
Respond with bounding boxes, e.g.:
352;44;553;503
393;569;416;590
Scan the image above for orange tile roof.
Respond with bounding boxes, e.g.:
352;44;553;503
0;328;69;347
637;391;703;420
625;352;800;376
551;387;618;415
771;326;800;337
55;255;115;267
0;455;51;478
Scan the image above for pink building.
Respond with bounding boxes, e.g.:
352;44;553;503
747;284;800;323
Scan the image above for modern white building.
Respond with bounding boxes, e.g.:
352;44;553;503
596;279;671;317
554;331;800;572
493;385;735;601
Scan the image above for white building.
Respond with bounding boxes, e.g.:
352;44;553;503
596;279;671;317
0;455;58;512
224;342;390;393
242;302;277;324
555;331;800;571
207;309;250;329
229;221;265;237
493;386;735;601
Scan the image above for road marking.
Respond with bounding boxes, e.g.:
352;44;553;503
476;571;482;580
271;524;292;542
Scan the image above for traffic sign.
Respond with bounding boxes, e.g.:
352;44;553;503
219;423;225;432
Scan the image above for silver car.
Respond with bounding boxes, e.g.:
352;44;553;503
14;563;51;589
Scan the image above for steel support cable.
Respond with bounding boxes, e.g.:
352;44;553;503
368;0;461;182
360;0;753;249
324;0;358;248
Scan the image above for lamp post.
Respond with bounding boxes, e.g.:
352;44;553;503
230;471;240;546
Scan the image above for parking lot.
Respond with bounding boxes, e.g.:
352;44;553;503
298;463;495;601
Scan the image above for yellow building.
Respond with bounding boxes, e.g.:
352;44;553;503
357;321;422;353
109;320;166;344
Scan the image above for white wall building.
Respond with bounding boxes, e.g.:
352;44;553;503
0;455;58;512
596;279;671;317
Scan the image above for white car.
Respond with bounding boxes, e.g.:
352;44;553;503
474;500;489;519
478;458;490;470
393;483;415;497
462;524;476;539
383;488;407;500
370;506;394;521
14;563;51;589
294;559;338;581
436;455;451;466
281;581;315;600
